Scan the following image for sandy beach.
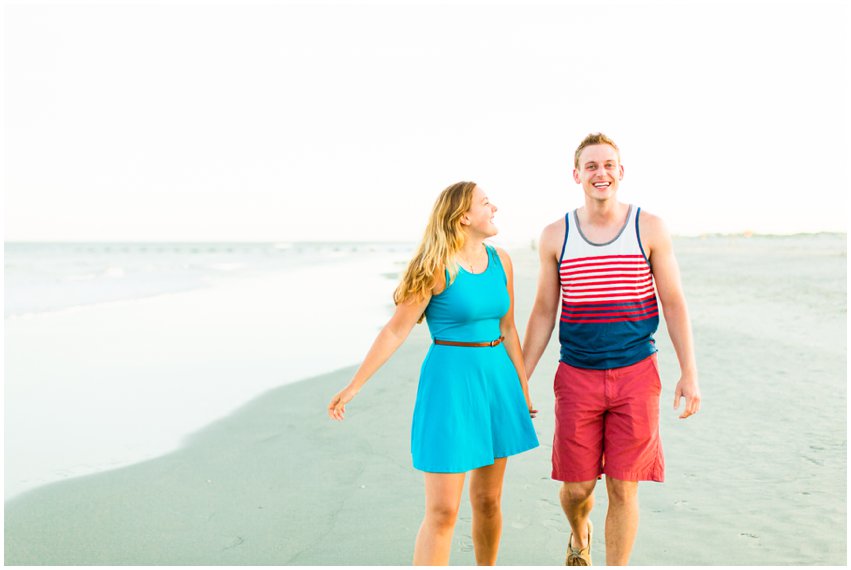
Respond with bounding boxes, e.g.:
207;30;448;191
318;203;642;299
4;234;846;565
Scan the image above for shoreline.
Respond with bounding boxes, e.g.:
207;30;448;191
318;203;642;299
4;331;435;565
5;238;847;565
4;241;414;318
4;253;405;500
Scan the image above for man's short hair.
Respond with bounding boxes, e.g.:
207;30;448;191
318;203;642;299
574;133;620;169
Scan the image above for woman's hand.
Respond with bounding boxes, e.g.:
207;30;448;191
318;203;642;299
526;398;538;419
328;385;359;421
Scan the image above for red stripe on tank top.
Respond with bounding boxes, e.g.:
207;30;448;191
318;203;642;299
563;276;653;288
562;304;659;319
561;266;651;278
563;297;658;312
560;310;659;324
564;284;656;296
562;254;646;265
561;259;648;271
562;293;658;306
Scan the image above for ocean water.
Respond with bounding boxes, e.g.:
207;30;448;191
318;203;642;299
4;242;414;499
4;241;411;317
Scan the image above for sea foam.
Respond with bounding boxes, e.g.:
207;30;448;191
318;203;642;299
5;242;413;499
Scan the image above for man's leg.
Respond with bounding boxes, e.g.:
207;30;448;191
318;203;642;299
601;355;664;565
559;480;596;551
552;362;606;564
604;477;639;565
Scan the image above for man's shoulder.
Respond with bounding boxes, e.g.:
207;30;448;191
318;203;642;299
636;208;672;253
539;216;568;253
541;214;568;237
637;208;669;237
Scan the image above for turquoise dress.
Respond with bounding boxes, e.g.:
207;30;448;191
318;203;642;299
411;245;539;473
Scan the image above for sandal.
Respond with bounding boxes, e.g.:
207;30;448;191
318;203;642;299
565;520;592;566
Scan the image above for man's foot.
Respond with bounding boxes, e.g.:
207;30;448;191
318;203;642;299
565;521;592;566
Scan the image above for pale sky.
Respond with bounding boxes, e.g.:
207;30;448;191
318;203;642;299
4;0;849;244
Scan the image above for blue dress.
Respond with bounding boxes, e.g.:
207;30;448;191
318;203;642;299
411;245;540;473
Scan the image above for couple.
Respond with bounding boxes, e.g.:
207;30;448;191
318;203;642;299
327;133;701;566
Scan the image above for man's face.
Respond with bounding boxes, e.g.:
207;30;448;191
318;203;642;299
573;144;624;202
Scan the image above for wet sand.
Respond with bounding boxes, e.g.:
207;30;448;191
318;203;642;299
5;234;846;565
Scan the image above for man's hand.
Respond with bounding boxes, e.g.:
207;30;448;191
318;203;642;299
673;374;701;419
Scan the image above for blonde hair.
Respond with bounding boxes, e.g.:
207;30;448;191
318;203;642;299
394;181;477;320
574;132;620;169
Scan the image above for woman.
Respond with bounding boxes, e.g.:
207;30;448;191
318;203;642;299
328;181;539;565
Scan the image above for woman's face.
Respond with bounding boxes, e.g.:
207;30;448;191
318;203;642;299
463;185;498;238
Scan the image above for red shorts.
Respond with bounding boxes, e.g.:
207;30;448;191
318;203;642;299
552;354;664;482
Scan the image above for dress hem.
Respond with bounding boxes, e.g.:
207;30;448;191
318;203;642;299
413;441;540;474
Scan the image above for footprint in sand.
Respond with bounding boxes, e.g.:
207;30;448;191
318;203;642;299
542;518;565;531
459;535;474;552
538;497;560;507
223;536;245;550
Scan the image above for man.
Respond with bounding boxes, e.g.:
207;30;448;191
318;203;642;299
522;133;701;566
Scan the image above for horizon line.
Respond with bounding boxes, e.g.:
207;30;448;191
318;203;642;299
4;231;847;245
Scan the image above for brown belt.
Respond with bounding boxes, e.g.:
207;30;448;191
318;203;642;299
433;336;505;348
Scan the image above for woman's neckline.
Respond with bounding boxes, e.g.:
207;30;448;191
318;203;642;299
457;244;490;275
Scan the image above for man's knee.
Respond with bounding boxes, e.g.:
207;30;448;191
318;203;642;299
606;477;639;505
560;480;596;504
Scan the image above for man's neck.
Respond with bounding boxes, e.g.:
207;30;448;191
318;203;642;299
580;199;628;228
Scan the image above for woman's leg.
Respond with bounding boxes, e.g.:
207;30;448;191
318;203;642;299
413;471;466;565
468;457;508;565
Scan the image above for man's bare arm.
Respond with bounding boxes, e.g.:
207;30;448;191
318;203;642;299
522;220;564;380
642;212;701;419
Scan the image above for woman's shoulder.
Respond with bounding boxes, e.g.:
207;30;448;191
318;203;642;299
431;263;448;296
488;244;512;266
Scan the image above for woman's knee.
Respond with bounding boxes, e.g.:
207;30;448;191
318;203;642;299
470;491;502;518
425;502;460;529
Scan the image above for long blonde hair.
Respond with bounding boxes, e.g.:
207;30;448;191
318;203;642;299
394;181;477;319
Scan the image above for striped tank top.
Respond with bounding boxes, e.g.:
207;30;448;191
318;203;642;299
558;204;659;370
